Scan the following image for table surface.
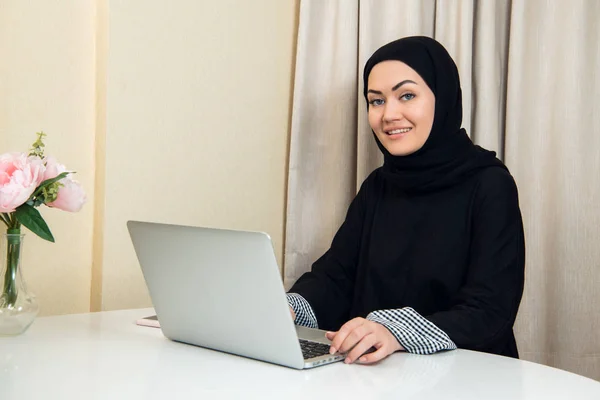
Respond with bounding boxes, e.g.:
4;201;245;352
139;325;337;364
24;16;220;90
1;308;598;399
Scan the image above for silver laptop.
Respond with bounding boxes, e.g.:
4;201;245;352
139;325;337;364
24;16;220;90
127;220;345;369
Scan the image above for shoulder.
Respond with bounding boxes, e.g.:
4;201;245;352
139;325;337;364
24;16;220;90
472;166;519;198
346;167;386;211
357;167;386;193
470;166;521;217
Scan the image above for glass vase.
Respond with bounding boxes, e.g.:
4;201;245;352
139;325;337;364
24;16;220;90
0;233;39;335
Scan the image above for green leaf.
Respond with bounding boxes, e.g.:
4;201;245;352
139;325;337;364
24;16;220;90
32;172;70;198
14;204;55;242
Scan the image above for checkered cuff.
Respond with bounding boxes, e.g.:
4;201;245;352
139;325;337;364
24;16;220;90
286;293;318;329
367;307;457;354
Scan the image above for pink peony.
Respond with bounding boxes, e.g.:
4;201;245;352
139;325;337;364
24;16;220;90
42;156;68;181
46;177;86;212
0;152;46;212
44;157;86;212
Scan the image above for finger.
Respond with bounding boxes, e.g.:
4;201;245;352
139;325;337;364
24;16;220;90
345;333;377;364
332;319;366;353
330;318;365;354
357;343;388;364
337;324;370;354
326;331;338;354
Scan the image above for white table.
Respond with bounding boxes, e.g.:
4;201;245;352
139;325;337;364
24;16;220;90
1;309;598;399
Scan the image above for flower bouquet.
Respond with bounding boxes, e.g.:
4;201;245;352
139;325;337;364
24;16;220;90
0;132;85;335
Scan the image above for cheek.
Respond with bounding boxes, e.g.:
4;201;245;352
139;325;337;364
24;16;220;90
368;110;381;131
421;99;435;130
409;102;435;133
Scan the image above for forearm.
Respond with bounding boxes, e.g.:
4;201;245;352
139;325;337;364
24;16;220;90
367;307;457;354
287;293;318;329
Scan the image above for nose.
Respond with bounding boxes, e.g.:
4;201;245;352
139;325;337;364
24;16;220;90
382;99;403;123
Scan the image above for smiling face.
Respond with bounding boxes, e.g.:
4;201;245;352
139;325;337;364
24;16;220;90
366;61;435;156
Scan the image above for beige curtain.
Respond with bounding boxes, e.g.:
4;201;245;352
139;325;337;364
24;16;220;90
284;0;600;380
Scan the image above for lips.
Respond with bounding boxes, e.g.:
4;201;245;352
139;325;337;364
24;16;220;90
385;127;412;135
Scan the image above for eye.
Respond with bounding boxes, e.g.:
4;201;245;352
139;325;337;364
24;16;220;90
400;93;416;101
368;98;385;107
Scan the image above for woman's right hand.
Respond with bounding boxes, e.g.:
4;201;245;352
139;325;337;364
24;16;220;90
289;306;296;322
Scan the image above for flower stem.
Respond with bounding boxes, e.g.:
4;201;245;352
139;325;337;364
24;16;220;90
1;233;21;308
0;213;10;227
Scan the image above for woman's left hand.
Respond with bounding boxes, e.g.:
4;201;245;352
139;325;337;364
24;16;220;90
326;317;403;364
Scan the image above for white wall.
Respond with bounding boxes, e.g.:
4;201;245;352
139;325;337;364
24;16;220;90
0;1;96;316
1;0;298;314
100;0;298;310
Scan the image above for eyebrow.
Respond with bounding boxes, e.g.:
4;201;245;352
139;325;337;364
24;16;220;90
367;80;417;95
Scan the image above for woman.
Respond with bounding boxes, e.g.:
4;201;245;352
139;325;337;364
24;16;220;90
287;36;525;365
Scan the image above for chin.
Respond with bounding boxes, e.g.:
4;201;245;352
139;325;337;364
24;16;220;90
389;150;418;156
383;143;421;157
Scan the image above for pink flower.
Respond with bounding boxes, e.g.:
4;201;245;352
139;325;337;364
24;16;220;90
46;177;86;212
0;152;46;212
42;156;67;181
44;157;86;212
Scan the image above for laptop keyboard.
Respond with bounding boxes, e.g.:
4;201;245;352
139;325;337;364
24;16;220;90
299;339;331;359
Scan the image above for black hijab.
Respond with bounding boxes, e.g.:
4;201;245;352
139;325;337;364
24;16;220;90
363;36;505;193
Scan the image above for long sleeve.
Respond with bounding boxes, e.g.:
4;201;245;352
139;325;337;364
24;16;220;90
287;293;318;329
288;174;372;331
367;307;456;354
423;169;525;354
289;292;457;354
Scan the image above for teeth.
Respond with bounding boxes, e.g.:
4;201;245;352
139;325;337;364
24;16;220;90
387;128;411;135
